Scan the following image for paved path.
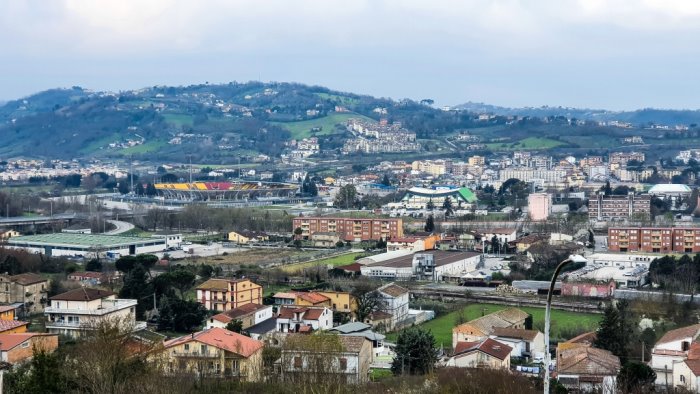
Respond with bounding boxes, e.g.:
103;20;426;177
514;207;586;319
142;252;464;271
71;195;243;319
104;220;135;235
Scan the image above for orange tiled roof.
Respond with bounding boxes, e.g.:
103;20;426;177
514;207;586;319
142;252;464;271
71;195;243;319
164;327;263;358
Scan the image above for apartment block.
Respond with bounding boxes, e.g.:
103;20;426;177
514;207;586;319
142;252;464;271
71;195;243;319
292;217;403;242
588;193;651;221
527;193;552;221
196;278;263;312
608;227;700;253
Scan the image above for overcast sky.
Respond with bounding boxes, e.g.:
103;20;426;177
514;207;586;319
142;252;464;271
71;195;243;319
2;0;700;110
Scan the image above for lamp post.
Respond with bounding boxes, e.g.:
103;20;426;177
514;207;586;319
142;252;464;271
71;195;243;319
543;254;587;394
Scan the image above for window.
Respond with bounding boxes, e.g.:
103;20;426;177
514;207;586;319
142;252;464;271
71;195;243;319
184;344;190;351
339;358;347;371
20;341;29;348
201;345;208;354
294;356;302;369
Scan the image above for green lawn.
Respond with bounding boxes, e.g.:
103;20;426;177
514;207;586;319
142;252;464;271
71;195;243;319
486;137;565;151
163;113;194;127
280;252;364;273
270;113;373;139
386;303;601;349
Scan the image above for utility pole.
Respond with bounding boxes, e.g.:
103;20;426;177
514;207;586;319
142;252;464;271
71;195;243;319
130;156;134;194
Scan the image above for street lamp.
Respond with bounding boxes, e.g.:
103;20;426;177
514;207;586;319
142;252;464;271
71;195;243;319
543;254;587;394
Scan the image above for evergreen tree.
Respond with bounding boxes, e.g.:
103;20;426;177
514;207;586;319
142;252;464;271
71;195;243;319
442;196;454;217
391;327;438;375
594;300;630;362
226;319;244;333
145;182;158;197
135;182;145;196
424;214;435;232
617;361;656;393
381;174;391;186
491;235;501;254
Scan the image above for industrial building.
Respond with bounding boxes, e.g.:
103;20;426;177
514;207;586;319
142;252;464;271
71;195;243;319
6;233;167;258
360;250;481;281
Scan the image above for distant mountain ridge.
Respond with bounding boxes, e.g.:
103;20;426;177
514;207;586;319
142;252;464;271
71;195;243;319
454;101;700;126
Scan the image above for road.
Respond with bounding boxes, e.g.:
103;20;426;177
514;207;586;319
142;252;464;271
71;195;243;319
104;220;135;235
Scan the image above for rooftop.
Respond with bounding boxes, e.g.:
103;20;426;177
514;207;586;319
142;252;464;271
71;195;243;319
0;319;29;333
8;233;160;248
0;333;55;351
367;250;481;269
454;338;512;360
164;327;263;358
656;324;700;346
10;272;47;285
377;283;409;298
50;287;115;301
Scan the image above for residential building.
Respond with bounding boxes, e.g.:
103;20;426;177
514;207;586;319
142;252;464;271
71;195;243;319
528;193;552;221
481;228;518;244
67;271;106;285
206;304;273;330
0;333;58;364
280;334;373;384
276;306;333;333
272;292;297;306
292;217;403;242
0;272;49;314
227;231;268;244
375;283;409;330
0;320;29;334
556;346;621;394
650;324;700;388
468;156;485;166
314;291;358;316
330;322;386;358
608;227;700;254
196;278;262;311
489;328;545;360
447;338;512;369
674;358;700;392
44;288;141;338
588;193;651;221
609;151;645;165
0;229;20;240
310;232;340;248
163;327;264;381
452;308;529;348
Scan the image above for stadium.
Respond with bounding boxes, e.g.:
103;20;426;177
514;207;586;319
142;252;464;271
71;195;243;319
392;186;477;210
154;181;299;201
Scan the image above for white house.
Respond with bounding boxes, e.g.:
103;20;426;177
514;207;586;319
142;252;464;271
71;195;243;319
557;347;620;394
44;288;143;338
375;283;409;330
489;328;545;360
206;304;273;330
673;359;700;392
481;228;518;244
276;306;333;333
651;324;700;388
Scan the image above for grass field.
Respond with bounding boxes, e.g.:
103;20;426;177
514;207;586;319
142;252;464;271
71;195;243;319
486;137;565;151
385;303;601;348
163;113;194;127
270;113;373;139
280;252;364;273
315;92;360;105
119;140;168;154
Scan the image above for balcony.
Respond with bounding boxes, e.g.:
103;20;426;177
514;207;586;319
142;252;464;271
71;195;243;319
171;350;222;358
45;299;137;316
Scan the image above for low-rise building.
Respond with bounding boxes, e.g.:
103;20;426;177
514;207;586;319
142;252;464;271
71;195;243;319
310;232;341;248
280;334;373;384
651;324;700;388
489;328;544;360
276;306;333;333
196;278;263;311
0;333;58;364
360;250;481;281
0;272;49;314
375;283;409;331
163;327;264;381
452;308;529;348
556;346;621;393
44;288;142;338
447;338;512;369
206;304;273;330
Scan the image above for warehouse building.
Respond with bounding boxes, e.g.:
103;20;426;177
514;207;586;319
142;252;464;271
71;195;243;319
360;250;481;281
6;233;166;258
